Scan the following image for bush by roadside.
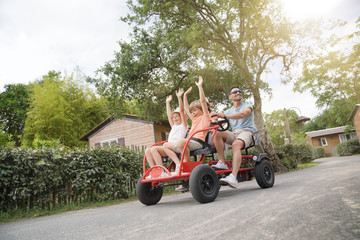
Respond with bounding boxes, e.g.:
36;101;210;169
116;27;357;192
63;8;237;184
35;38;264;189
312;147;326;159
336;139;360;156
276;143;314;169
0;147;143;213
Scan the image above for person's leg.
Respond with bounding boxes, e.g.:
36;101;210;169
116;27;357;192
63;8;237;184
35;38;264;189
176;138;190;162
231;139;245;176
162;142;180;165
213;131;228;162
145;148;156;167
220;131;251;188
150;146;165;166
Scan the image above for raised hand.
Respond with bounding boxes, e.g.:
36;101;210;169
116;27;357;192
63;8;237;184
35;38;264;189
195;76;203;87
166;95;172;102
176;88;184;98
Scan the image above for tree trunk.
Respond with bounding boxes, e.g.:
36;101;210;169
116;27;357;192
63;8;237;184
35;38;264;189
252;90;287;173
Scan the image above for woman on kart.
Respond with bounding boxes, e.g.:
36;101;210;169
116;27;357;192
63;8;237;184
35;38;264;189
144;89;188;176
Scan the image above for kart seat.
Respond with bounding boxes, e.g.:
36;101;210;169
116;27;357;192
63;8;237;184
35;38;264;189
190;131;216;160
243;132;258;155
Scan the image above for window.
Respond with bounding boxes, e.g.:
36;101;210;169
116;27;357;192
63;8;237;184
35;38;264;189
161;132;167;141
350;132;358;140
339;134;347;143
97;138;125;148
320;137;328;146
339;132;358;143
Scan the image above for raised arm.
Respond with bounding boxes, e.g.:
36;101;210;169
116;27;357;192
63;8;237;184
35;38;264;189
184;86;192;119
176;88;187;128
166;95;174;127
195;76;209;116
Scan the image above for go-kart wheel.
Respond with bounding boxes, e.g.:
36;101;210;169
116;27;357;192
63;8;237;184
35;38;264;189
136;177;163;206
254;159;275;188
189;165;219;203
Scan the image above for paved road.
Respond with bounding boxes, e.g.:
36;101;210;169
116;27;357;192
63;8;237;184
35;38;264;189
1;156;359;240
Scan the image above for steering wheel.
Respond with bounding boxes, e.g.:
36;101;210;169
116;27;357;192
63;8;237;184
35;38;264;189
211;114;230;132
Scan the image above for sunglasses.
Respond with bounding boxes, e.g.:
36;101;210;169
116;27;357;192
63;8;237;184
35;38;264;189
231;89;242;94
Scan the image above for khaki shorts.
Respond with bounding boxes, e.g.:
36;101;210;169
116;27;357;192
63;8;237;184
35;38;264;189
174;140;203;153
225;129;254;148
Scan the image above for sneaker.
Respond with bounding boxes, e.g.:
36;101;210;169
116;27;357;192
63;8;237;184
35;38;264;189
160;171;168;177
175;185;189;192
211;160;228;170
171;164;180;176
219;174;238;188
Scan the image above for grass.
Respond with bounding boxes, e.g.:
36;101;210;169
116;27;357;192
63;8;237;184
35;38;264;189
292;161;320;171
0;162;320;223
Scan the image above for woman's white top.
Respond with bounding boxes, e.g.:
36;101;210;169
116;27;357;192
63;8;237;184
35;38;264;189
168;123;188;143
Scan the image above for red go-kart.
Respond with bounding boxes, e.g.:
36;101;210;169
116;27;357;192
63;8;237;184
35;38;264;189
136;118;275;205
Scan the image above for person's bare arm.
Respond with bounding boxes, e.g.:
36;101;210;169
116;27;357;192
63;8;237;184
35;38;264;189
195;76;209;116
184;86;192;120
218;107;252;119
166;95;174;127
176;88;187;127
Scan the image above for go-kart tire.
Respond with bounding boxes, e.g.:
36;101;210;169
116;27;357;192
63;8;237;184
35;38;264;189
254;159;275;188
190;165;219;203
136;177;163;206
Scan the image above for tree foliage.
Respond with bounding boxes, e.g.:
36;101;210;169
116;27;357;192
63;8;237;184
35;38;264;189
294;18;360;110
92;0;319;171
264;109;305;147
23;71;108;147
303;98;355;132
0;84;30;146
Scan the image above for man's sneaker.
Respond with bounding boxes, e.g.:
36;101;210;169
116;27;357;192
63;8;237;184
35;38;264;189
211;160;228;170
171;164;180;176
219;174;238;188
175;185;189;192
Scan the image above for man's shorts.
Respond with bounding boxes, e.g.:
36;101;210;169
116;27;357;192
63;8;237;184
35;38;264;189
173;139;203;153
225;129;254;148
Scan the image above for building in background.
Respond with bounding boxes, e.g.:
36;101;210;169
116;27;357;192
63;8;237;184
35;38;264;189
348;103;360;140
80;115;171;150
306;126;358;156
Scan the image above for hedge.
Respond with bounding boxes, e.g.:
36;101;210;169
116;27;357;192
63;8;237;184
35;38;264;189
276;143;314;169
336;139;360;156
313;147;326;159
0;147;143;213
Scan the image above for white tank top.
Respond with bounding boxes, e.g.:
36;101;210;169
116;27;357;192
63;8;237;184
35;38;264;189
168;123;188;143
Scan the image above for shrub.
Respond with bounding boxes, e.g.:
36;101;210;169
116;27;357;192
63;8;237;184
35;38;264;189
0;147;143;213
336;139;360;156
313;147;325;159
0;125;15;147
32;138;65;149
276;143;314;169
280;156;297;169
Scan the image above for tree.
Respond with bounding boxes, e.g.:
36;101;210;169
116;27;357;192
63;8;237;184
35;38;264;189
0;84;30;146
92;0;319;171
294;18;360;113
264;109;304;147
23;71;108;147
303;98;355;133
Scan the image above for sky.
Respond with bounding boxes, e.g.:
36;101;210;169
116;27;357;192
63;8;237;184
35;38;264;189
0;0;359;119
